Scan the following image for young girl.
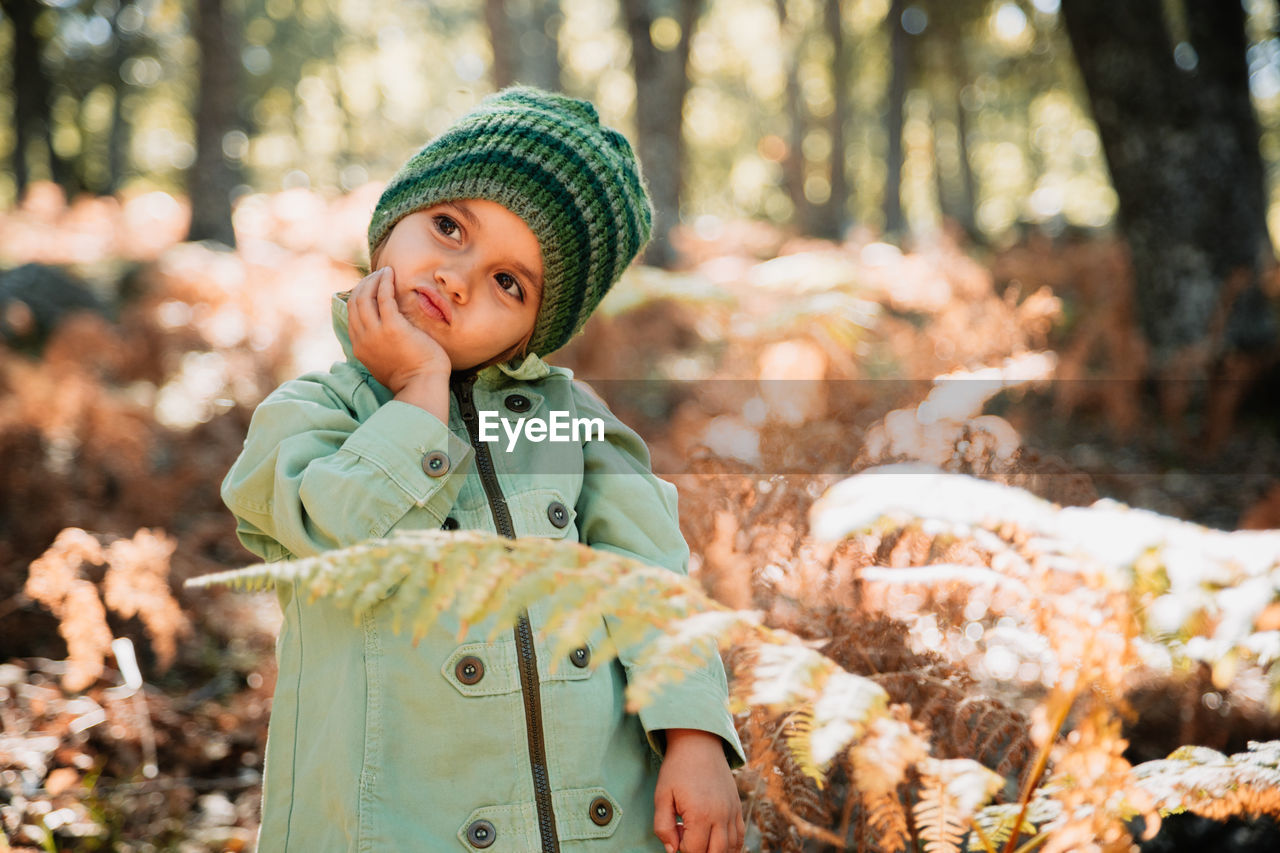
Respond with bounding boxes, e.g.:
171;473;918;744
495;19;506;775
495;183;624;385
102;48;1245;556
221;87;746;853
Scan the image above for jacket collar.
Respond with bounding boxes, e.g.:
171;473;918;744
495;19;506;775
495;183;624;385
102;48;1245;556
330;292;553;389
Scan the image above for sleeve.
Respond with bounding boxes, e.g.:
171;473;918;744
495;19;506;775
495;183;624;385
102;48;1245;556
571;382;746;768
221;369;475;561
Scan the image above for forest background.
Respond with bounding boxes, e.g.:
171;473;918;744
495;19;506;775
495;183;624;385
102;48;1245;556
3;0;1280;851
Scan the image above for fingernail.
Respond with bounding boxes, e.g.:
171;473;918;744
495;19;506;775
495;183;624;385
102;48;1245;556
664;846;674;853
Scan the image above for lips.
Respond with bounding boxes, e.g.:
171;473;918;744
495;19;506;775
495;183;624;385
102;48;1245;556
414;288;451;324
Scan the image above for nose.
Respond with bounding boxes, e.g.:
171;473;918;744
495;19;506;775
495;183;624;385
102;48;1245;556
435;263;474;303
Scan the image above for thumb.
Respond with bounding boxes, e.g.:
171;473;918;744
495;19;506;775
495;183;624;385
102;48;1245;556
653;783;680;853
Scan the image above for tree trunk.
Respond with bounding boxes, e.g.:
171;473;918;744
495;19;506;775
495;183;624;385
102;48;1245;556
1059;0;1276;373
488;0;562;91
620;0;702;268
186;0;240;246
773;0;811;231
486;0;516;89
521;0;562;91
814;0;851;240
819;0;849;239
883;0;908;237
105;3;140;193
945;40;978;240
1182;0;1274;353
3;0;68;198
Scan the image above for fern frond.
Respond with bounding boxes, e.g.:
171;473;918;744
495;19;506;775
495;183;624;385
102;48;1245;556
865;791;910;853
1130;739;1280;821
625;609;761;710
741;640;895;771
188;529;906;773
915;773;966;853
781;706;826;789
915;758;1005;853
968;803;1037;852
849;714;928;796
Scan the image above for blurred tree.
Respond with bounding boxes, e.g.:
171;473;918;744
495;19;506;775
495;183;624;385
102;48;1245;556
777;0;855;240
918;0;982;240
2;0;72;197
486;0;562;91
104;2;146;194
521;0;562;91
621;0;704;268
883;0;909;236
815;0;852;241
1060;0;1277;373
186;0;241;245
773;0;810;231
51;0;153;194
486;0;516;88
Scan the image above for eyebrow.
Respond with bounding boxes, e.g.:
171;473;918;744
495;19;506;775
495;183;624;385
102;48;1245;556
448;200;545;295
445;200;480;229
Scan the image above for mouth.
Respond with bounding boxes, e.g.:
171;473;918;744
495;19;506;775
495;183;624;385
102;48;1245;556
414;288;451;324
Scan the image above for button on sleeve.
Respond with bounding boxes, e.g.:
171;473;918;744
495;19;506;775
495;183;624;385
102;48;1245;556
422;449;450;477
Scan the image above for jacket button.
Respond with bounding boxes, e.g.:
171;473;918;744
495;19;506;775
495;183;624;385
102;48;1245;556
442;517;459;530
466;818;496;848
588;796;613;826
455;656;484;685
422;450;450;477
504;393;531;412
570;646;590;668
547;500;569;529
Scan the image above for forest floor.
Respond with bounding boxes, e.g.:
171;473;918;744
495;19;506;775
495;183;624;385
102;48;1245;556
1;185;1278;851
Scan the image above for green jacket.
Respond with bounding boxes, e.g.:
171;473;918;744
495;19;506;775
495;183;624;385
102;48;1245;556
221;295;745;852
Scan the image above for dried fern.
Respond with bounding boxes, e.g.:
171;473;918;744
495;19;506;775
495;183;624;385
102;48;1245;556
811;464;1280;699
914;758;1005;853
26;527;189;691
1131;740;1280;822
186;529;908;770
970;796;1060;853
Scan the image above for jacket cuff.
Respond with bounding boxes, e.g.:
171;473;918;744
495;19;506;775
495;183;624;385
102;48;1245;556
340;401;474;508
636;674;747;769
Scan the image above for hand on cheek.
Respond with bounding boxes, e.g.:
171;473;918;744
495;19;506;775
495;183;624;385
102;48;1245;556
348;267;452;393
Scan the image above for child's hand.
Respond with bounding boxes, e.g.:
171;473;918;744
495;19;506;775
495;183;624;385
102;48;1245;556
653;729;744;853
348;266;451;392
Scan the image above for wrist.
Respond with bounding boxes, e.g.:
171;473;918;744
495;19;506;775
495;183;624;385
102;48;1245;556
393;372;450;423
662;728;723;752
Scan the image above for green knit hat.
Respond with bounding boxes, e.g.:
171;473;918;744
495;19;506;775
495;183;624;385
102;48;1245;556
368;86;653;358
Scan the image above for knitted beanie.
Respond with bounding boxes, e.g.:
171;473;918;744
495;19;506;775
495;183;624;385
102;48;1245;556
368;86;653;358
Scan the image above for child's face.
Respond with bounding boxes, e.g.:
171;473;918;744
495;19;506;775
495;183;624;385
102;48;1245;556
372;198;543;370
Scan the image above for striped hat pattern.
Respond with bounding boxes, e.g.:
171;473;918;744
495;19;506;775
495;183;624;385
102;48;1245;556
368;86;653;358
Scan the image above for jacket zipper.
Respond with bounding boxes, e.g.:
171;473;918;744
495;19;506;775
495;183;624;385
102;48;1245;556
453;372;560;853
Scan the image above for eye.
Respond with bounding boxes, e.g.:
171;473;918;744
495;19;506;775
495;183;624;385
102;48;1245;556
433;214;460;239
495;272;524;301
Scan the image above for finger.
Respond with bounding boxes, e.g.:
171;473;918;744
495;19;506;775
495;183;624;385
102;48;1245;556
362;269;387;320
652;787;679;853
732;811;745;851
707;822;729;853
348;274;376;331
681;817;710;853
376;270;407;328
